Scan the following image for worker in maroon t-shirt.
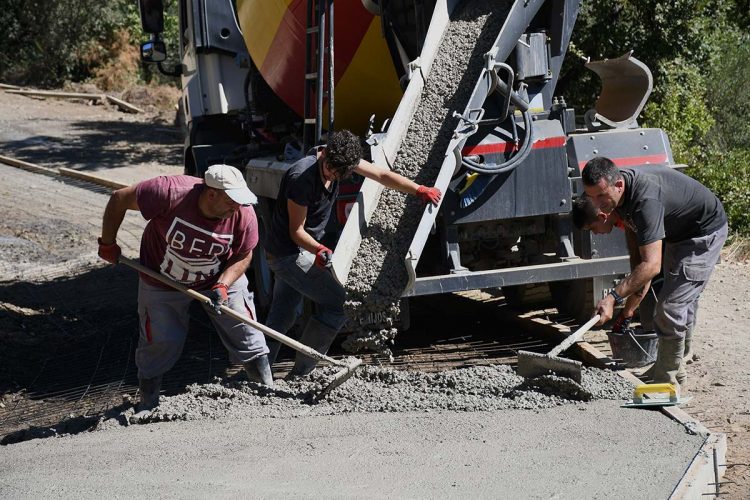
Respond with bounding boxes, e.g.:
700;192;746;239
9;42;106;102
98;164;271;415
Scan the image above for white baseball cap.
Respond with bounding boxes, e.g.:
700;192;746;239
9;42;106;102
204;164;258;205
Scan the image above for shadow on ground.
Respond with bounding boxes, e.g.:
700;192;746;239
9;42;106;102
0;119;182;171
0;264;236;444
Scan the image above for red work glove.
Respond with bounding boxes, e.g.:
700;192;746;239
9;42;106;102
611;313;632;333
97;237;121;264
206;282;229;315
315;244;333;269
415;185;442;205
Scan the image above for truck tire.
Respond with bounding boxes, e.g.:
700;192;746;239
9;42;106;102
248;196;275;322
247;250;273;323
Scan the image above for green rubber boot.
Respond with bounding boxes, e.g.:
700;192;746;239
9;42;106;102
683;324;695;364
650;336;686;389
243;354;274;387
137;375;162;412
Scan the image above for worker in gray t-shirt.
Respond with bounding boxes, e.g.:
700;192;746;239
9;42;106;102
582;157;728;390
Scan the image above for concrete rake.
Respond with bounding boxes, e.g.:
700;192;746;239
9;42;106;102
120;257;362;400
516;314;601;383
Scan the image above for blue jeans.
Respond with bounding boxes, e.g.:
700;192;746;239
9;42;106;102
265;250;346;334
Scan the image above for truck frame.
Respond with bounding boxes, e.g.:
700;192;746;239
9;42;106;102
137;0;677;327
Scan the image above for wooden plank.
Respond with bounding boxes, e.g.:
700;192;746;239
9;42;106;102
58;167;129;190
105;95;144;114
0;83;22;90
0;154;57;175
5;89;105;101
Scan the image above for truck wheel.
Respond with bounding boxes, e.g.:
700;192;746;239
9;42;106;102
249;196;275;322
248;250;273;323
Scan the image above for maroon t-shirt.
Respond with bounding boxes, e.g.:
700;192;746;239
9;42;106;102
135;175;258;290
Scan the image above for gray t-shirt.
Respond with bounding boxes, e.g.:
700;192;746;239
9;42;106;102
265;154;338;257
615;166;726;245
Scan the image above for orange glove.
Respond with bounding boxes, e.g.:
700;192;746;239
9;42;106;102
315;244;333;269
611;313;632;333
97;237;121;264
206;282;229;315
415;185;442;205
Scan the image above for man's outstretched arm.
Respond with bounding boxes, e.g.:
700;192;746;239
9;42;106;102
354;160;442;205
99;185;139;263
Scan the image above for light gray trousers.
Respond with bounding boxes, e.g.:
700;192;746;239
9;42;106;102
135;274;269;379
653;223;728;341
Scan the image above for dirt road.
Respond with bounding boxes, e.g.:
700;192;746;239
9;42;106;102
0;90;748;497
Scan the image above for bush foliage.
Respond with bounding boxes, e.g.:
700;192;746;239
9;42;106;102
569;0;750;235
0;0;179;89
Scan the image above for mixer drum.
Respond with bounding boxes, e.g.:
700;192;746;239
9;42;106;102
237;0;403;134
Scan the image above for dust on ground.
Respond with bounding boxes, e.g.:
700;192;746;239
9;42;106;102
0;86;748;497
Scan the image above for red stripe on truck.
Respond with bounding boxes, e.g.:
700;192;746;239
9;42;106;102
462;136;566;155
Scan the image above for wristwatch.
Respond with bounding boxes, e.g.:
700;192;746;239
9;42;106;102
608;289;625;306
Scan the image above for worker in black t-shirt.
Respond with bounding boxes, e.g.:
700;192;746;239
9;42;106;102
263;130;441;377
582;157;728;389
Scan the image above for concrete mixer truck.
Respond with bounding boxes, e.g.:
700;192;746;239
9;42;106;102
136;0;677;342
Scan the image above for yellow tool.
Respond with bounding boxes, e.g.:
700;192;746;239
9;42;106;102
622;383;691;408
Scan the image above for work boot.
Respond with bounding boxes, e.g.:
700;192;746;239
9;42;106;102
137;375;162;412
683;324;695;364
243;354;274;387
649;336;686;389
289;317;338;377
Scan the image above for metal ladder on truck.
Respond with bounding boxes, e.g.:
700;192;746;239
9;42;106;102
303;0;334;151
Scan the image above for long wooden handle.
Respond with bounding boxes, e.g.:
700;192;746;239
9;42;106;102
548;314;601;357
119;257;343;366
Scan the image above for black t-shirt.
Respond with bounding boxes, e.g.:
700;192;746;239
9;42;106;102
615;166;727;245
265;154;339;257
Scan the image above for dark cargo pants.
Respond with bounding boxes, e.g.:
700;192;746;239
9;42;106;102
135;274;269;379
653;224;728;341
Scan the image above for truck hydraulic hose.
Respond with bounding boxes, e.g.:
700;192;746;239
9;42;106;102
461;107;534;175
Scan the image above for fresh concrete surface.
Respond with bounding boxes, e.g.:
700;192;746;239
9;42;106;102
0;400;703;499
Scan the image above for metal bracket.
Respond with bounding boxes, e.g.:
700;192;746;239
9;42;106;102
452;108;485;139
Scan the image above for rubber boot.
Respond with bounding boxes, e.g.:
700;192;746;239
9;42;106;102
137;375;162;412
683;324;695;364
289;317;338;377
243;354;274;387
649;336;686;388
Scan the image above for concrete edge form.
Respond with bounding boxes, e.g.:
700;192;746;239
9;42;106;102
669;433;727;499
507;309;729;498
0;154;127;191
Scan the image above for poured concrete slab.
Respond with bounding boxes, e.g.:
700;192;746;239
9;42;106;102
0;401;704;499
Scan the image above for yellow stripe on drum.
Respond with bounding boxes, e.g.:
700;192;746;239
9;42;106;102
237;0;295;69
323;18;402;134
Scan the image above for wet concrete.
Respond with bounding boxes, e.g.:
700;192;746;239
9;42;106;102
108;364;634;425
344;0;513;353
0;401;705;499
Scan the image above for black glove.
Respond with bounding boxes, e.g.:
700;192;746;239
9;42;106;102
611;313;632;333
206;282;229;315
